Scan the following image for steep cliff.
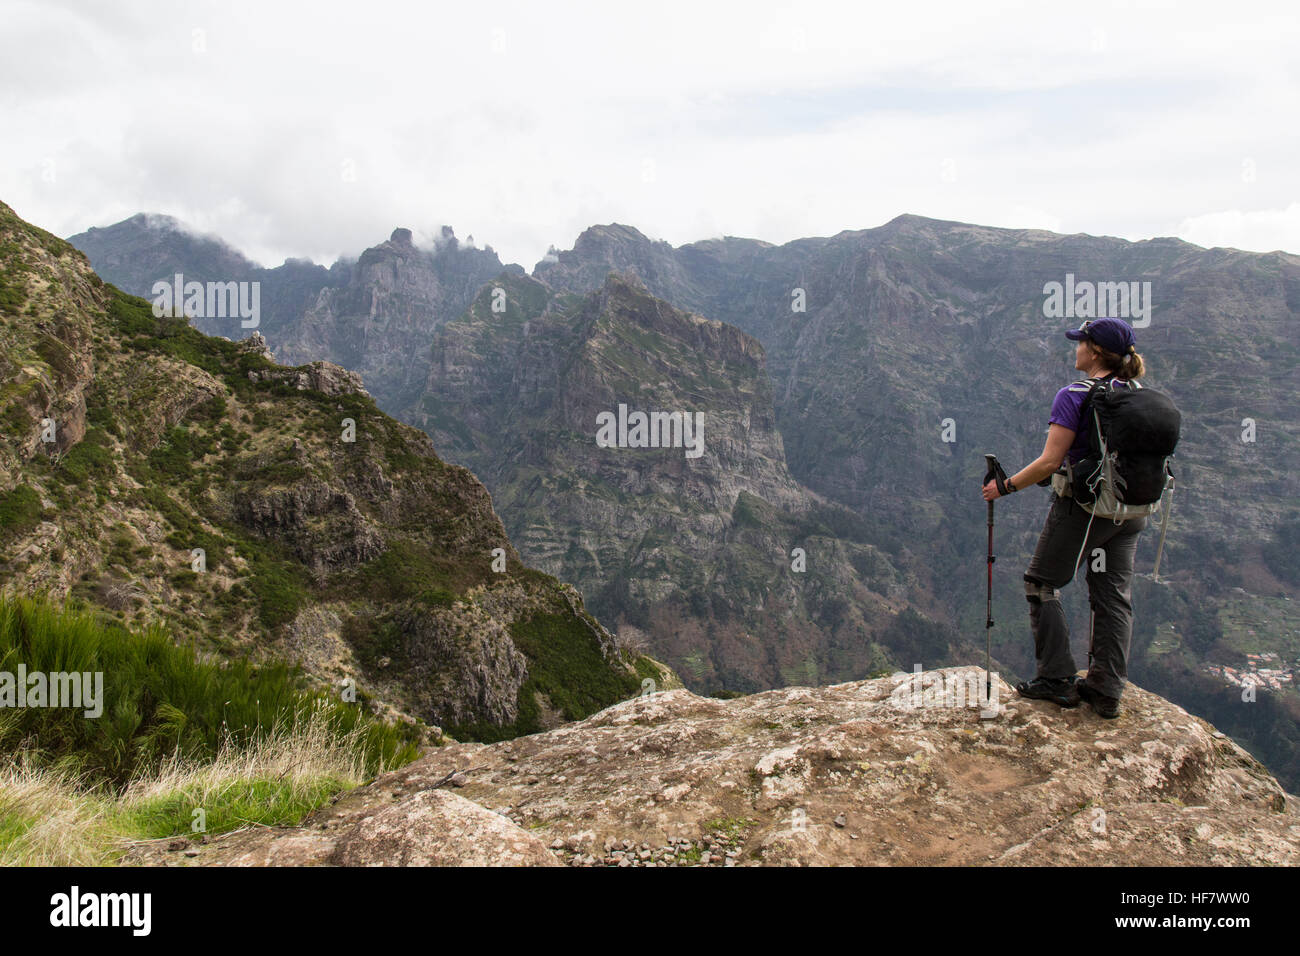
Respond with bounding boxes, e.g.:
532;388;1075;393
278;227;524;411
536;217;1300;550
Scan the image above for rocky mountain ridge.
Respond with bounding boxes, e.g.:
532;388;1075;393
69;216;521;412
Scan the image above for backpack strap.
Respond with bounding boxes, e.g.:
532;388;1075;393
1078;374;1114;446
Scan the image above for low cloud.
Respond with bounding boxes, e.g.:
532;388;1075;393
1177;203;1300;256
3;0;1297;266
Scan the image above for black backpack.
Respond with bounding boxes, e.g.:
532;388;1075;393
1073;375;1181;511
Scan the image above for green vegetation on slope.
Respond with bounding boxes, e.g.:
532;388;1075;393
0;595;419;787
0;484;42;542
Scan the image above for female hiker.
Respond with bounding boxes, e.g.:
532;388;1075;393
980;317;1146;719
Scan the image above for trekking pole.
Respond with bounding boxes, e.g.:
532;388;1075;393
983;454;1009;699
1088;606;1095;671
1152;476;1174;583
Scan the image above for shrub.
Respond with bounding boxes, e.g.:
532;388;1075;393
56;428;115;485
0;484;42;541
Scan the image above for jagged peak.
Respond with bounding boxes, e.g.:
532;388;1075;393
531;225;675;277
575;223;655;247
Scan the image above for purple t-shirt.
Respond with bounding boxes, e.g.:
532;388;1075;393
1051;378;1131;465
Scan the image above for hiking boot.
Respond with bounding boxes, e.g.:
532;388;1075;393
1077;679;1121;719
1014;676;1080;708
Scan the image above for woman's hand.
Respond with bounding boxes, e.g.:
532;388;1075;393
984;425;1075;502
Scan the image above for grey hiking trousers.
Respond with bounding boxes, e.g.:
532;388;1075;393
1023;491;1146;699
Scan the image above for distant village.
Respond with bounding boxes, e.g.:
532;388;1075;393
1203;652;1297;692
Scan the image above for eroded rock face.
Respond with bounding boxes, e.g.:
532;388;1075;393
396;598;530;727
68;216;517;413
233;475;384;571
275;228;521;410
126;668;1300;867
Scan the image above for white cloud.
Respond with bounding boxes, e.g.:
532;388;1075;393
2;0;1297;266
1001;206;1065;234
1176;203;1300;255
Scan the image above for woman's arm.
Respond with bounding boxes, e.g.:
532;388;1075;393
982;423;1076;500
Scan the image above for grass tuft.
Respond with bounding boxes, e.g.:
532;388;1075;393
0;709;373;865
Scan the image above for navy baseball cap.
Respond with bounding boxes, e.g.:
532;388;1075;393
1065;317;1136;356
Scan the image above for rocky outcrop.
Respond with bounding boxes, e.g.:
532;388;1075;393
0;214;103;472
395;594;530;727
245;359;369;397
233;475;384;571
122;667;1300;867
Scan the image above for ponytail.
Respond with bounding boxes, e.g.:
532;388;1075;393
1120;349;1145;380
1089;341;1146;380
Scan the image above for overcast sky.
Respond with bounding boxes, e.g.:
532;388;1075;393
3;0;1297;269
